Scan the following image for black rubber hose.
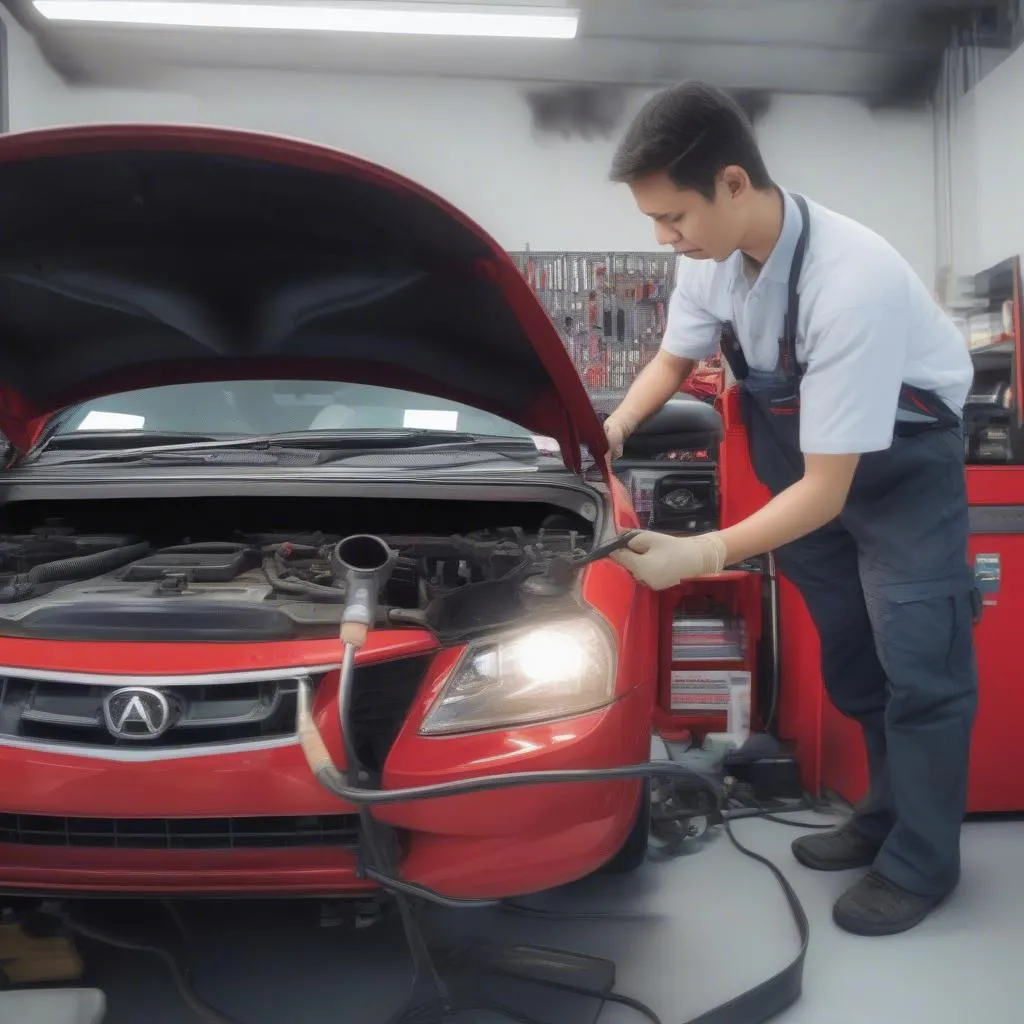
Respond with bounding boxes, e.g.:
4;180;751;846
262;553;346;601
315;760;722;807
0;541;151;603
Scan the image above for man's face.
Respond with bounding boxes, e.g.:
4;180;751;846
628;170;744;262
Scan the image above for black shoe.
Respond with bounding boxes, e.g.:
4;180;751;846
833;871;952;936
791;822;882;872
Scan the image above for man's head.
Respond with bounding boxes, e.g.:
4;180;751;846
610;81;775;262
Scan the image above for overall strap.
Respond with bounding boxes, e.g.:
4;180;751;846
778;193;811;381
717;191;811;385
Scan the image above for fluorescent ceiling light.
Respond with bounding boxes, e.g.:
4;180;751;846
32;1;580;39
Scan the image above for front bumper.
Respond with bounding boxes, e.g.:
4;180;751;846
0;683;652;900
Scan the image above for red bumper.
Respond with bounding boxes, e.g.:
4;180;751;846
0;687;651;900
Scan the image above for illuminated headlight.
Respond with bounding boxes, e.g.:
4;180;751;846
419;617;616;736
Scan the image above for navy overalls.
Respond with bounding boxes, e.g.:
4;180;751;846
720;195;979;897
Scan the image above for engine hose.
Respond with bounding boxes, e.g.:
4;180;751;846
0;541;151;603
262;554;346;601
338;641;364;783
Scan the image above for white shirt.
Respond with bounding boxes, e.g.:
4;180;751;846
661;190;975;455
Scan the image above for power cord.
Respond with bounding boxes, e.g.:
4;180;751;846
399;1002;550;1024
40;904;241;1024
473;776;818;1024
725;791;837;830
701;813;809;1024
500;902;652;923
489;976;662;1024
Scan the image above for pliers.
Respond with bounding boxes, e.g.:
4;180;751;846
569;528;643;568
521;529;644;591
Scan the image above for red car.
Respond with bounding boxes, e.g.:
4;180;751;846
0;124;721;901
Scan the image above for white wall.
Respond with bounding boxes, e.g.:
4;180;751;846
2;9;937;282
2;8;67;129
943;42;1024;279
755;95;936;286
955;44;1024;274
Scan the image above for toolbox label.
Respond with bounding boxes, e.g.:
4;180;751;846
974;553;1001;595
670;670;749;713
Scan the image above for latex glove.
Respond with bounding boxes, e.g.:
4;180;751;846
603;414;636;462
612;530;728;590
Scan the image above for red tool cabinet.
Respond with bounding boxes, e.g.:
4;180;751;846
653;569;763;744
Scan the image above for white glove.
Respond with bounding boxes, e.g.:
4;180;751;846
603;414;637;461
612;531;728;590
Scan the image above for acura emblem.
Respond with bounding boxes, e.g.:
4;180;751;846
103;687;173;741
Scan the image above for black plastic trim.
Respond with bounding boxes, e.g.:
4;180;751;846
11;600;303;642
0;471;603;523
0;812;360;850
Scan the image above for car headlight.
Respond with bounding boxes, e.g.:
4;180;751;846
419;617;616;736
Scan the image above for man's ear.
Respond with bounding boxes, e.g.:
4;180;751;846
720;165;750;200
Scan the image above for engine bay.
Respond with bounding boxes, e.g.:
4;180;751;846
0;496;597;643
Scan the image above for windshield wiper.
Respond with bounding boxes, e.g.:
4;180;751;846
29;430;229;460
29;429;540;466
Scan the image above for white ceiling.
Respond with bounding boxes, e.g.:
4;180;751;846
5;0;1014;103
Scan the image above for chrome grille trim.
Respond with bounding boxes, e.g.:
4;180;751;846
0;664;342;687
0;732;300;762
0;664;341;762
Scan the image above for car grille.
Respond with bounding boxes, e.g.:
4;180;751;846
0;813;360;850
0;657;431;761
0;674;304;750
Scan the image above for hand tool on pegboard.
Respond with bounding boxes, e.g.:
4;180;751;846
507;248;681;400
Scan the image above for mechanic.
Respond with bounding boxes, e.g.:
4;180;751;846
602;80;978;938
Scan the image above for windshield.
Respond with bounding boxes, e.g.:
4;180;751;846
51;380;539;441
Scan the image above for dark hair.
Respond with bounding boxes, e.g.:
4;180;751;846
610;81;773;200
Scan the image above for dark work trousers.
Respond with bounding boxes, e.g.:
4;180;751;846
740;365;979;897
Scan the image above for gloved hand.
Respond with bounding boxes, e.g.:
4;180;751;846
611;530;728;590
603;414;637;462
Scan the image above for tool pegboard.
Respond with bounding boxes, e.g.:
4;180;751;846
508;249;721;404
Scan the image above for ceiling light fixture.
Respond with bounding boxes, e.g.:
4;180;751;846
31;1;580;39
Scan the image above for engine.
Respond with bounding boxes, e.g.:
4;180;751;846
0;499;596;643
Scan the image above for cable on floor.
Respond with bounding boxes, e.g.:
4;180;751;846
724;788;838;830
52;910;242;1024
480;783;813;1024
499;901;654;923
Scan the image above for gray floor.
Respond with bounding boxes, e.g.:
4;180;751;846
58;812;1024;1024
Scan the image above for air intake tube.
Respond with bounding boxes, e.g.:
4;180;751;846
330;534;397;649
313;535;400;790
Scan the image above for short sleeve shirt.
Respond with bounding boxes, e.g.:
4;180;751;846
661;191;975;455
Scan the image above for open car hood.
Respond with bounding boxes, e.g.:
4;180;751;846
0;124;607;471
